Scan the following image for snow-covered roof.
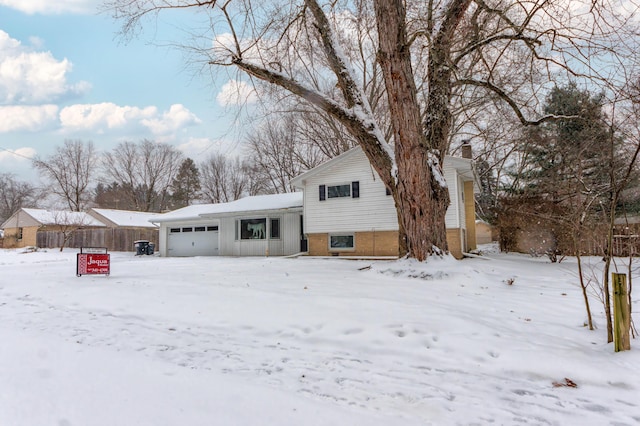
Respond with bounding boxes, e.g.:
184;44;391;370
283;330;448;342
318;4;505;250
91;209;159;228
149;193;303;223
21;208;106;227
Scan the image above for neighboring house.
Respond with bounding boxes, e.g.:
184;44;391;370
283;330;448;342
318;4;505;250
290;146;479;259
0;208;162;251
0;208;105;249
149;193;304;257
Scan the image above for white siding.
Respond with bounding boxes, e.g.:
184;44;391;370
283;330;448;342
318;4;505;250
302;149;398;234
444;167;459;229
220;211;302;256
458;175;466;230
300;149;465;234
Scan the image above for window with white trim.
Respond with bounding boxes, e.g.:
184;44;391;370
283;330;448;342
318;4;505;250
328;184;351;198
319;181;360;200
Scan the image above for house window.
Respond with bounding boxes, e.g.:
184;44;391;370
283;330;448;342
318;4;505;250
17;227;23;240
182;227;193;232
270;218;280;239
328;184;351;198
330;234;355;250
207;226;218;231
169;228;181;233
320;181;360;200
194;226;206;232
240;218;267;240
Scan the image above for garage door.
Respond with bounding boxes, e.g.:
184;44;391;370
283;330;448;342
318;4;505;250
167;225;219;256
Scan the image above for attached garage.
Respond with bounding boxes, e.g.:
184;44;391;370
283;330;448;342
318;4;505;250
149;193;304;257
167;225;219;256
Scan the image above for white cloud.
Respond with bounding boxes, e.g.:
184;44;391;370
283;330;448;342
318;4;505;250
59;103;202;138
0;30;90;104
141;104;202;135
59;103;158;132
216;80;258;107
0;104;58;132
0;0;95;14
0;146;37;162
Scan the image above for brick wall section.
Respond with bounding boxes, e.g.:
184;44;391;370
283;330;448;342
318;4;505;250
464;180;476;251
307;231;399;257
446;228;463;259
2;226;38;248
308;230;466;259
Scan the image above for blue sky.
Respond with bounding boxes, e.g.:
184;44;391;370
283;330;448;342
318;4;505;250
0;0;255;181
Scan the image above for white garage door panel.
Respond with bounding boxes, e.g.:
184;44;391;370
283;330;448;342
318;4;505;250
168;225;219;256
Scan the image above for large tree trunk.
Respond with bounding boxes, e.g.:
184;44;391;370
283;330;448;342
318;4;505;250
373;0;470;260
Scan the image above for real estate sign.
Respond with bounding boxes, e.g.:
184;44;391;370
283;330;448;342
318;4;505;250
77;248;110;276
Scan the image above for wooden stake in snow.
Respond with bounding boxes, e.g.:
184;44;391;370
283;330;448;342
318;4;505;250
612;273;631;352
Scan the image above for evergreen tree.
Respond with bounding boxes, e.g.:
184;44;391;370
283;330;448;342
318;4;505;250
512;83;613;205
170;158;201;208
499;83;620;255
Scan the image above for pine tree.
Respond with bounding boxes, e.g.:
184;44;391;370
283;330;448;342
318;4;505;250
170;158;201;208
514;83;612;205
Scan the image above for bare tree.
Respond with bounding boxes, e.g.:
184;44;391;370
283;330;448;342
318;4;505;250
0;173;38;224
49;211;94;252
106;0;640;260
245;113;334;193
200;153;255;203
32;140;97;212
102;140;183;212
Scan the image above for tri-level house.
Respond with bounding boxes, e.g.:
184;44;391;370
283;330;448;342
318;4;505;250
290;146;479;259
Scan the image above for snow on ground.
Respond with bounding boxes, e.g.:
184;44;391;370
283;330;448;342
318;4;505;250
0;246;638;425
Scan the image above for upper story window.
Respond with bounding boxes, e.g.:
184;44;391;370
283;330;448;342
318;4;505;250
328;184;351;198
319;181;359;201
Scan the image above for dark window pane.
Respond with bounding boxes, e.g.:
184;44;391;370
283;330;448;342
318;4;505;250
328;184;351;198
270;218;280;239
330;235;354;249
207;226;219;231
170;228;181;233
182;227;193;232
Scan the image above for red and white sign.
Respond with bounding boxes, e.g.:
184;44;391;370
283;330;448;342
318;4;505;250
77;253;110;276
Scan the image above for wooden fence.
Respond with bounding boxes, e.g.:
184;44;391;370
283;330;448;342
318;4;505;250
36;228;159;252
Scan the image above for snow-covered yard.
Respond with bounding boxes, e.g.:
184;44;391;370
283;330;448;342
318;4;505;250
0;247;638;425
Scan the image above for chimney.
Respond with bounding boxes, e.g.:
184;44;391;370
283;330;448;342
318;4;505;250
461;140;472;159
